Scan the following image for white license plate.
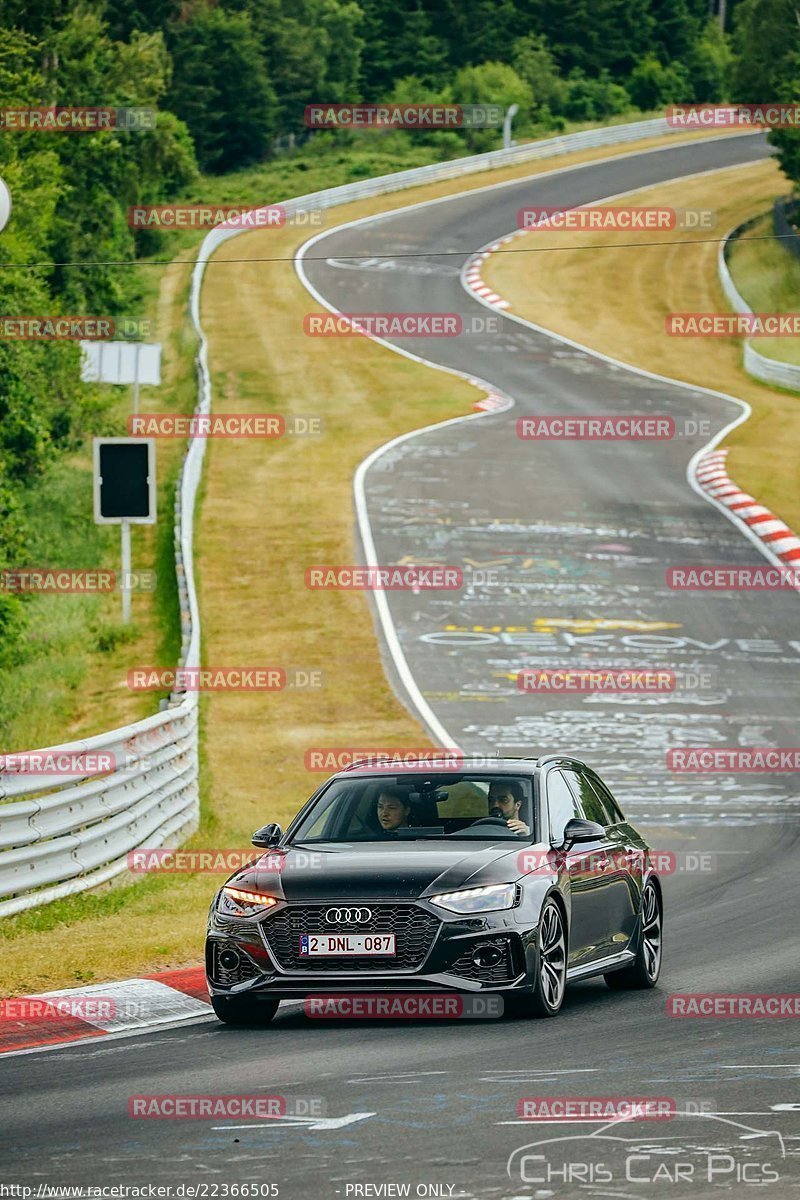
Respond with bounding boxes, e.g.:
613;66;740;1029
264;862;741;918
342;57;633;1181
299;933;396;957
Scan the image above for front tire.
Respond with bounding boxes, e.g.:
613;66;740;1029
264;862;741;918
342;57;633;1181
515;898;567;1018
605;880;662;990
211;995;280;1026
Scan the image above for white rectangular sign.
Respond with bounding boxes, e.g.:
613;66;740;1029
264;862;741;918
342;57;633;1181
80;341;162;386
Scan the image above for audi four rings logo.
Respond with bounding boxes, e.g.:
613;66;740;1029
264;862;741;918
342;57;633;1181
325;907;372;924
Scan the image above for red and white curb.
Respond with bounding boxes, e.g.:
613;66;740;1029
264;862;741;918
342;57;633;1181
473;392;511;413
695;449;800;568
0;966;210;1054
463;234;519;309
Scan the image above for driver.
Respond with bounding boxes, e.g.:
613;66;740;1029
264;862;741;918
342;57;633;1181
486;780;530;837
375;787;411;833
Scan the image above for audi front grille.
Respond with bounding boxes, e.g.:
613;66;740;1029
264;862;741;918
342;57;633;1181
264;903;441;972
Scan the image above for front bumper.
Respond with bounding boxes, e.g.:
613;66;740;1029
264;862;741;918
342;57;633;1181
206;899;536;998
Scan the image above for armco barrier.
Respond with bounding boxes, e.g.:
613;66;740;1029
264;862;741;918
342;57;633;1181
0;115;702;916
718;214;800;392
773;195;800;259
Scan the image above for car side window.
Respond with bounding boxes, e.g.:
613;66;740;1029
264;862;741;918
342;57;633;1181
565;770;609;827
588;775;624;824
547;770;583;843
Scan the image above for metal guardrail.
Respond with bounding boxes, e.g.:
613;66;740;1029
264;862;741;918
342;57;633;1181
773;195;800;259
718;215;800;392
0;114;695;918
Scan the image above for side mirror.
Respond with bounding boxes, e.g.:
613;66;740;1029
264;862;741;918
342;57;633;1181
252;822;282;849
560;817;605;850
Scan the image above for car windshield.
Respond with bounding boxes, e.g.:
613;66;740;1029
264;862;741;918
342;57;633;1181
289;773;535;842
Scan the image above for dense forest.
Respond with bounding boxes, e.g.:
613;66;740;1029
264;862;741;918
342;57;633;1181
0;0;795;658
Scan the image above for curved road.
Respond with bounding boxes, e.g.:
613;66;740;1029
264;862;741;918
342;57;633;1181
2;133;799;1199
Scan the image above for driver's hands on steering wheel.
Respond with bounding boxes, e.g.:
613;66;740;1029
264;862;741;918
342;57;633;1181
507;818;530;836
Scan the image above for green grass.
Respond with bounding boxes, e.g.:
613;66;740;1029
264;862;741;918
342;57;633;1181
727;212;800;366
0;458;143;748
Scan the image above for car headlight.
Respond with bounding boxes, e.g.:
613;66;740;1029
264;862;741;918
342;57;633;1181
217;885;279;917
429;882;518;914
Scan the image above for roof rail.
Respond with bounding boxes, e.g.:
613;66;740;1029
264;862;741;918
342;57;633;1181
536;753;588;768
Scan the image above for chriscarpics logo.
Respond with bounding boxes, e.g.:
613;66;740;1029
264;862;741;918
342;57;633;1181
507;1113;786;1189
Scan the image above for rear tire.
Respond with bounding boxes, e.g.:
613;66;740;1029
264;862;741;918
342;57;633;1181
515;898;567;1018
211;995;280;1026
605;880;662;990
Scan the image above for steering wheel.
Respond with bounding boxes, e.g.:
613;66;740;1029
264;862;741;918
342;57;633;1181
469;816;509;828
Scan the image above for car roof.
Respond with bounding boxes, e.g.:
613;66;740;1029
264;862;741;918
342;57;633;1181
331;754;586;779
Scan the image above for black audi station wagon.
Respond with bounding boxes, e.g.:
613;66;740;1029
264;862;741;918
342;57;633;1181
206;756;663;1023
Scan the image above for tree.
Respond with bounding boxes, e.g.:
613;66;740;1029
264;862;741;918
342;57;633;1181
731;0;800;189
451;60;533;109
168;5;276;171
529;0;657;79
246;0;364;135
686;18;732;102
425;0;526;70
36;10;195;308
627;55;690;108
649;0;702;63
449;61;533;148
390;4;448;83
512;33;568;119
731;0;799;98
563;69;631;120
